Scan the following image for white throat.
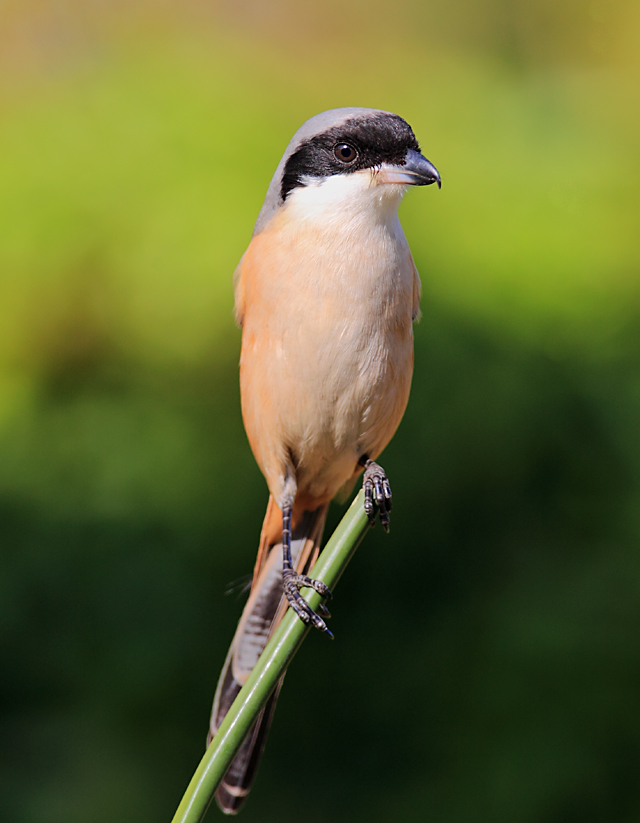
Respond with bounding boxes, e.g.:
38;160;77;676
283;170;408;234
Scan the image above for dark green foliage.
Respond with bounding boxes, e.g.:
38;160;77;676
2;300;639;823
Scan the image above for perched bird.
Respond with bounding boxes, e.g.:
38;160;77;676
209;107;440;813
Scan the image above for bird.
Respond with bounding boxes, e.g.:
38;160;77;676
208;107;440;814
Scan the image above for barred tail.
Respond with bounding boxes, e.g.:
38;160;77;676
208;497;328;815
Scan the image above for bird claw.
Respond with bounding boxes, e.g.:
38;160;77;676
283;570;334;638
362;459;392;532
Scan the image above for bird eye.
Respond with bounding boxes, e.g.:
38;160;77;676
334;143;357;163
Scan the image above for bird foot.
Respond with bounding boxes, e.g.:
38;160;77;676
361;458;393;531
282;570;333;638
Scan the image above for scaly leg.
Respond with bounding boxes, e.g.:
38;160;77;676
281;503;333;637
359;455;393;532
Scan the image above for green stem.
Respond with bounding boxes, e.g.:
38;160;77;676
171;490;371;823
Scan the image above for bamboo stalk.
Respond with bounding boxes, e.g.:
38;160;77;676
172;489;372;823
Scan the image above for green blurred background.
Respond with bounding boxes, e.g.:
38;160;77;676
1;1;639;821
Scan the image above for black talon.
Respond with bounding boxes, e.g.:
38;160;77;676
360;457;393;532
296;573;332;599
383;477;392;510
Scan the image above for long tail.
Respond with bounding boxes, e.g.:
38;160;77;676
208;496;328;815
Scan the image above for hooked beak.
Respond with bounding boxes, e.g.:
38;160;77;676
378;149;441;189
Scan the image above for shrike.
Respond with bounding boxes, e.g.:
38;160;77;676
208;107;440;813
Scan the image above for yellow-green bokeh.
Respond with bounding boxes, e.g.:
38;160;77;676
1;3;639;822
